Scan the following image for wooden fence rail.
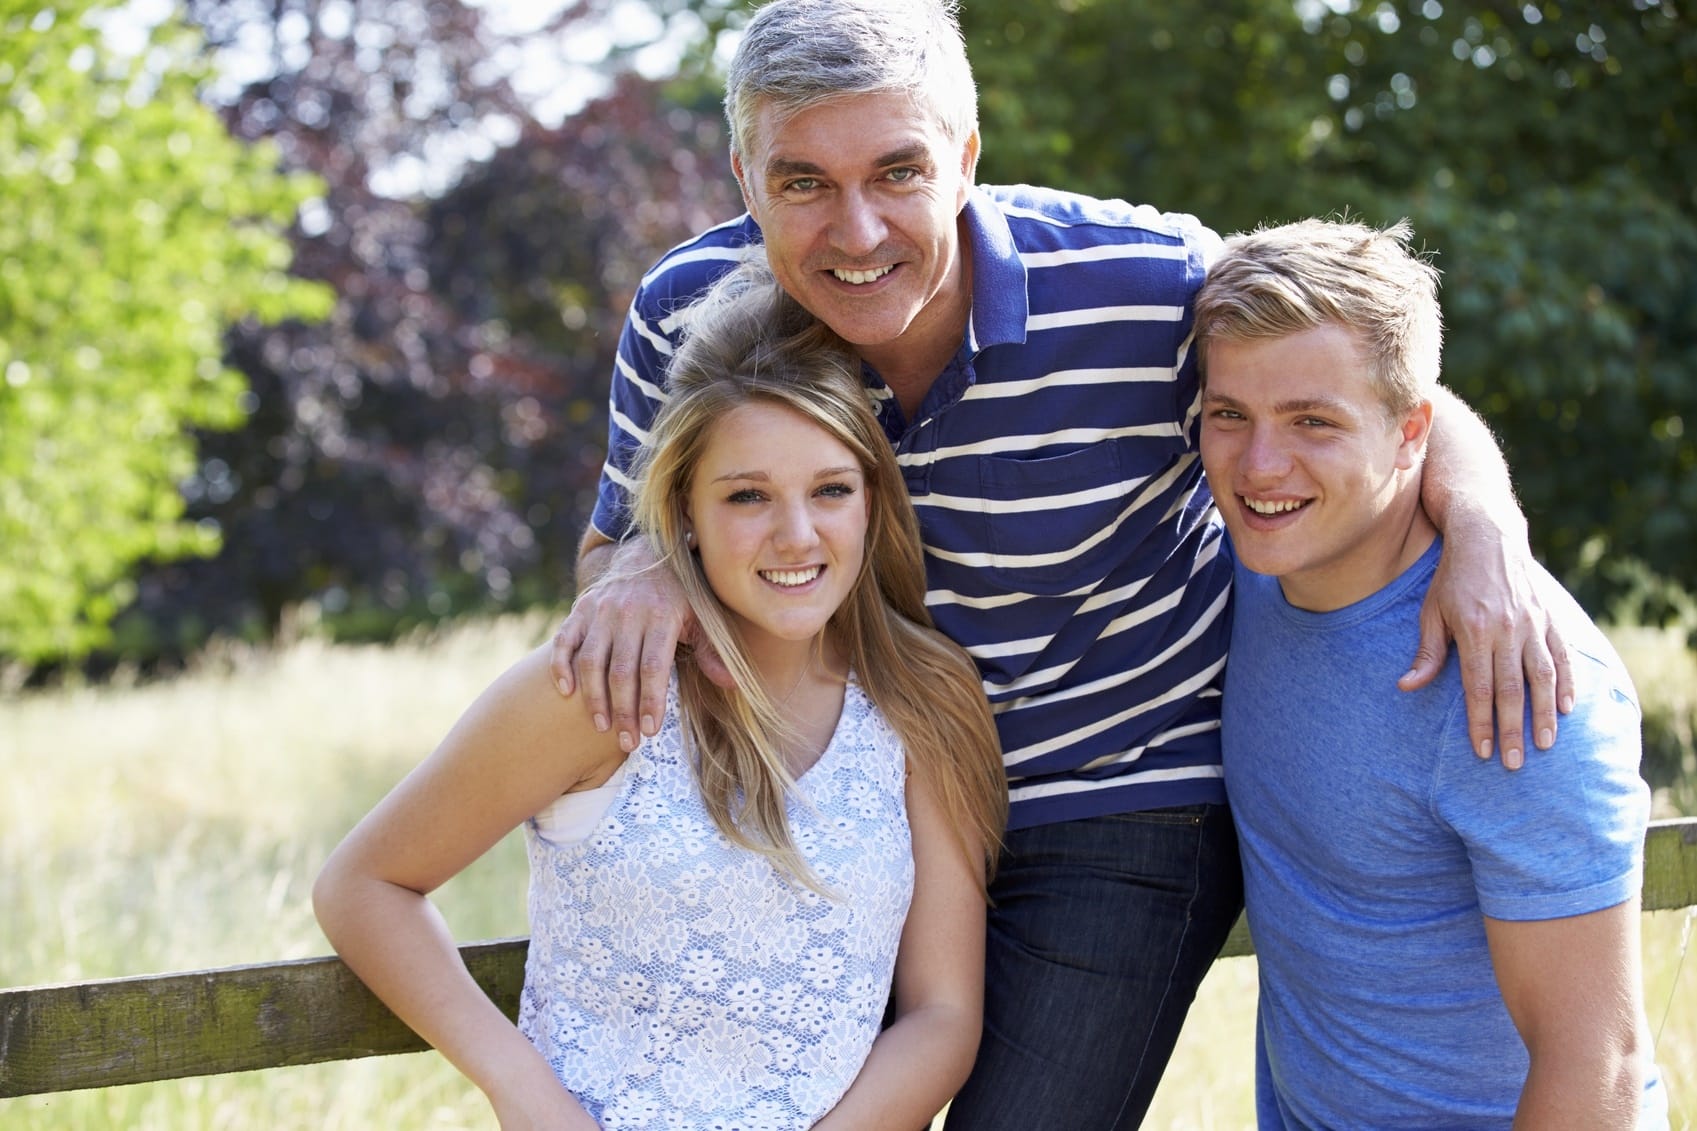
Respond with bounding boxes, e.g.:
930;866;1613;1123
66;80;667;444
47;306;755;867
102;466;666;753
4;817;1695;1099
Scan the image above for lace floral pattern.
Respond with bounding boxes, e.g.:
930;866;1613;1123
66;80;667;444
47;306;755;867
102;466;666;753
518;678;913;1130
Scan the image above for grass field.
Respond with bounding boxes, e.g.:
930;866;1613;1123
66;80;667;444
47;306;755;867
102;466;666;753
2;613;1692;1128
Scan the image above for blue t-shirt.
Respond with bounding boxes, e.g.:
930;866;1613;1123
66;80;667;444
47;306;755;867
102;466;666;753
1223;538;1663;1128
593;185;1234;829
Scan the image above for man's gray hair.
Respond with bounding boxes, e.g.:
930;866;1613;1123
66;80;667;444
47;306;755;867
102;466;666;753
725;0;978;161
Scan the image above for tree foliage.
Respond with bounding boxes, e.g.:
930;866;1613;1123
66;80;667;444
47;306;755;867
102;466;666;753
958;0;1696;617
110;0;739;658
963;0;1332;227
0;0;329;660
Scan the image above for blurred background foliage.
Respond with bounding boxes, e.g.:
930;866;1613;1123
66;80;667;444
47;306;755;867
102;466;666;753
1;0;1693;783
0;0;331;659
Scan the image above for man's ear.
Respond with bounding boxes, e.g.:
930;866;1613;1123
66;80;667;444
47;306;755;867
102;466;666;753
730;147;756;215
956;130;981;209
1396;399;1435;470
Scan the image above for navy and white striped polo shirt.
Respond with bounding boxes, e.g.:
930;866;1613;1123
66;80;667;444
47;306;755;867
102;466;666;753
590;184;1233;829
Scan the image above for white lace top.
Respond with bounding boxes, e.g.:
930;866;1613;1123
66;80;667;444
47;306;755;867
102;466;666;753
517;676;914;1130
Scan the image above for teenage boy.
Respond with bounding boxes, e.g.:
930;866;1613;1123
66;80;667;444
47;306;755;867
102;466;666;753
1197;217;1667;1129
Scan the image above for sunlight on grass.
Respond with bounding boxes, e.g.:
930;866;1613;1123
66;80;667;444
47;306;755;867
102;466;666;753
0;616;550;1129
2;612;1692;1128
1144;955;1259;1130
1613;624;1697;819
2;614;554;983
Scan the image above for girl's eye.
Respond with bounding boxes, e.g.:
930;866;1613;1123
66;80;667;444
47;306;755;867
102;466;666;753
727;489;765;504
817;482;856;498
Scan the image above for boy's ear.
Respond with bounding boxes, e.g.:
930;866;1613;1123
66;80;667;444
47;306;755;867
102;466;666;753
1396;399;1435;470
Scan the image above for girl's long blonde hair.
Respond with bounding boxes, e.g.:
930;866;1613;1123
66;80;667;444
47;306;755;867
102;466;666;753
629;255;1005;893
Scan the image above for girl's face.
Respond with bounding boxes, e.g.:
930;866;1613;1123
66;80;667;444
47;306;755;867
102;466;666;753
685;401;870;659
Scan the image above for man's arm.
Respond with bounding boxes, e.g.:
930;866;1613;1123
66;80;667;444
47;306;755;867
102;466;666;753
1483;900;1650;1128
1404;386;1574;769
574;527;618;593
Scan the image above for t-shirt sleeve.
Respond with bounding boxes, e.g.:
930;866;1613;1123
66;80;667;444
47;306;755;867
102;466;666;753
1434;650;1650;922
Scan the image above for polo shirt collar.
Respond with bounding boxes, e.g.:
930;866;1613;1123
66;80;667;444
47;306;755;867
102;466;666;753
962;185;1029;354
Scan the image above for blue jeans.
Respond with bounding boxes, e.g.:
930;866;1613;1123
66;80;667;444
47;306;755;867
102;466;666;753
943;804;1243;1130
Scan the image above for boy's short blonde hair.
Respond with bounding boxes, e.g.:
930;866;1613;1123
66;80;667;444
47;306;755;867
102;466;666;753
1194;217;1443;417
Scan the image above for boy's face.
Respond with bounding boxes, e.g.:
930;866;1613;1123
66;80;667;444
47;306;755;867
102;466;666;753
1200;323;1431;612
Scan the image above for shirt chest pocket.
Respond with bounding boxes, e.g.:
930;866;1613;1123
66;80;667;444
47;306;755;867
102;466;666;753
921;436;1183;595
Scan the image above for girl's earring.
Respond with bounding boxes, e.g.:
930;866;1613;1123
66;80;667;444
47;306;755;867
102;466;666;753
684;529;696;548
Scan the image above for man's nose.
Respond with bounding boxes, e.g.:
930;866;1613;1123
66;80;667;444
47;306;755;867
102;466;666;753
831;188;889;258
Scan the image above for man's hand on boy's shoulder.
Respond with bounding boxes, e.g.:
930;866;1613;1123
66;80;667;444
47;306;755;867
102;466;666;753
1401;531;1573;771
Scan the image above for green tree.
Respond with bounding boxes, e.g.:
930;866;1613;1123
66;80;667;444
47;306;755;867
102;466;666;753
0;1;330;661
962;0;1332;229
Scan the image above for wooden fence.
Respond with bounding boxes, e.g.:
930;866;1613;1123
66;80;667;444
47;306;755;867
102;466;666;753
4;816;1695;1099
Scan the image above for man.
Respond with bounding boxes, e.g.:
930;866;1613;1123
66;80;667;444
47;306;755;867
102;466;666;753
552;2;1571;1124
1197;217;1666;1128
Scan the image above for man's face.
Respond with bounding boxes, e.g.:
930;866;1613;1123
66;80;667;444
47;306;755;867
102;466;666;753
1200;323;1431;612
732;91;979;378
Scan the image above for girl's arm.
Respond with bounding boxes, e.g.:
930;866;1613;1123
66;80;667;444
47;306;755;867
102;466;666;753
814;769;989;1130
313;645;624;1129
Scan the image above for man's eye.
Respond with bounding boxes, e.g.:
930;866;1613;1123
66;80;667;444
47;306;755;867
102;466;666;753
785;177;820;193
886;167;919;183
